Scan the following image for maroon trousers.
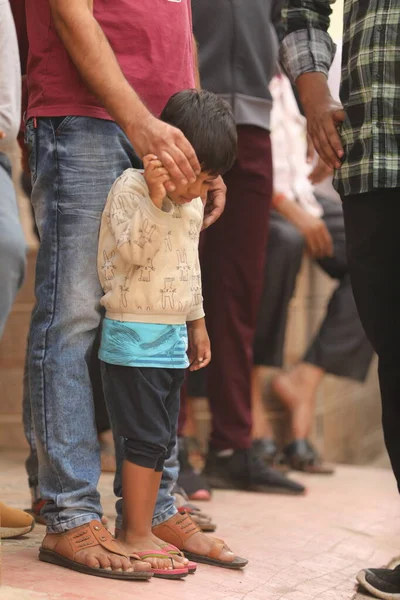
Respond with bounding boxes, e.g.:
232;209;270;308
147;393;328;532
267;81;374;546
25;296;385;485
192;125;272;450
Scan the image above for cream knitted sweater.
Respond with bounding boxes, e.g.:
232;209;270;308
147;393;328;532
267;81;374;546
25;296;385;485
98;169;204;325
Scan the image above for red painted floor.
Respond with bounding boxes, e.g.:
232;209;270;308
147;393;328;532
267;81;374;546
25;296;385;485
1;453;399;600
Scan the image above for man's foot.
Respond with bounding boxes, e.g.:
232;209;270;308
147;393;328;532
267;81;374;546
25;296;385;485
204;447;306;495
153;511;248;569
0;503;35;539
40;521;152;580
357;565;400;599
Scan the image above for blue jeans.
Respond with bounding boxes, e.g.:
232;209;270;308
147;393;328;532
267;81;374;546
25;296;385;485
0;153;26;339
24;117;178;532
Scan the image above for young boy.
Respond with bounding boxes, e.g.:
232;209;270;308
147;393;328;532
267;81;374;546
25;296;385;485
97;89;237;579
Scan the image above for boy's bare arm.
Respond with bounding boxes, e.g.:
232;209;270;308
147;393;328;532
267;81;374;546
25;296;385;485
187;318;211;371
48;0;200;188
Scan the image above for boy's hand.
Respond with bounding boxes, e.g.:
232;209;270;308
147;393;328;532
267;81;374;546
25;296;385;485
143;154;171;209
187;318;211;371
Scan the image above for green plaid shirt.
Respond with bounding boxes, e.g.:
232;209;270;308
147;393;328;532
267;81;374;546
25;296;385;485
280;0;400;197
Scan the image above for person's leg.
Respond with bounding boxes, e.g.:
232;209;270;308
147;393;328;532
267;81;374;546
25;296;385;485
274;197;374;442
0;157;33;539
24;320;115;515
25;116;145;573
342;189;400;487
0;154;26;338
252;212;305;440
203;125;273;451
343;189;400;597
201;127;305;494
104;363;184;572
305;196;374;381
101;363;180;536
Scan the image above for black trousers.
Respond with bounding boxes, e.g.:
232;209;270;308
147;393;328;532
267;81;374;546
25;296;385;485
343;188;400;490
102;363;185;472
254;196;374;381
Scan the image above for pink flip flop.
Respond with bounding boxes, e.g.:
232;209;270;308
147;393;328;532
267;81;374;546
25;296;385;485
159;543;198;574
134;550;189;580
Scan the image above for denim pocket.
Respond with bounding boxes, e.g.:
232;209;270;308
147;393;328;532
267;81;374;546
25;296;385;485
24;119;37;184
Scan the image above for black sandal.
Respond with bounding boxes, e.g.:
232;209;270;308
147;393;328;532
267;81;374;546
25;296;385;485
282;440;335;474
252;439;290;473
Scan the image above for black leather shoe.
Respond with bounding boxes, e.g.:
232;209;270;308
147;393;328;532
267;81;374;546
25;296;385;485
357;565;400;599
204;447;306;495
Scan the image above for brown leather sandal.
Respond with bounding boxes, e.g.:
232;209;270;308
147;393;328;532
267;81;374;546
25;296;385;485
39;520;152;580
152;511;248;570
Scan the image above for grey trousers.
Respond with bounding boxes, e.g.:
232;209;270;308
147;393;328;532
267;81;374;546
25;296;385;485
253;196;374;382
0;152;26;339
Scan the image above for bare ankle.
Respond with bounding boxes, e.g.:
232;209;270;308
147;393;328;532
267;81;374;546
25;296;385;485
119;529;152;544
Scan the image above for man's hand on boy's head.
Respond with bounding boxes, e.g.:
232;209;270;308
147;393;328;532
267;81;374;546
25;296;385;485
202;175;226;230
143;154;171;209
129;115;201;194
187;318;211;371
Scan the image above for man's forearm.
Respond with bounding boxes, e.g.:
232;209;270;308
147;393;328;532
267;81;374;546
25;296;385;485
49;0;150;134
296;72;331;113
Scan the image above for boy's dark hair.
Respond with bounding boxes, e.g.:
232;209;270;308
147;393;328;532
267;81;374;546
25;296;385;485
160;89;237;175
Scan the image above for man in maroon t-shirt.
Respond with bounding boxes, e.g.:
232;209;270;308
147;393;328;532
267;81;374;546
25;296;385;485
21;0;240;579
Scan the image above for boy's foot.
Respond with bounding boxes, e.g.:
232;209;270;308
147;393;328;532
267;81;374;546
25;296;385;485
40;520;152;580
116;532;189;579
357;565;400;599
204;447;306;495
153;511;248;569
0;503;35;539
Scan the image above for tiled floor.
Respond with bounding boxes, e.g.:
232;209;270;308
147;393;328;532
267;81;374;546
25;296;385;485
1;452;399;600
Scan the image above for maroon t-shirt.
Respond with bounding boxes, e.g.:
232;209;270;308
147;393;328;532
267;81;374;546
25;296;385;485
25;0;195;120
